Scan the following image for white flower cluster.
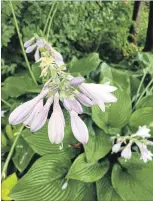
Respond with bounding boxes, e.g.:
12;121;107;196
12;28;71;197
9;36;117;145
112;125;153;163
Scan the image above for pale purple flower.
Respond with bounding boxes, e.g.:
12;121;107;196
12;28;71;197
135;125;151;139
112;141;122;153
23;99;44;127
63;99;83;114
76;93;93;107
24;37;35;48
136;142;153;163
69;110;88;144
26;44;37;53
34;48;40;61
9;88;49;126
30;96;53;132
36;39;44;48
45;43;52;51
48;93;65;144
121;142;132;160
70;77;85;86
50;47;64;67
79;83;117;112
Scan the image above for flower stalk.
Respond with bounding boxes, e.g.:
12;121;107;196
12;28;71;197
1;125;24;181
9;0;38;85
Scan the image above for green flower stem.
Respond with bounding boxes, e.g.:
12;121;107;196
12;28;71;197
135;70;147;102
1;125;24;181
1;98;11;108
9;0;38;85
43;3;55;35
46;4;58;40
134;78;153;110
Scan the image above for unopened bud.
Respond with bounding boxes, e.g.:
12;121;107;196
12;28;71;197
70;77;85;86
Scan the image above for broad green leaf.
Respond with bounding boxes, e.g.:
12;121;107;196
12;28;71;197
69;53;101;76
112;155;153;201
66;153;109;182
129;107;153;128
23;116;78;158
2;173;18;200
136;95;153;109
96;173;122;201
2;74;40;98
1;132;8;148
84;121;111;163
137;52;153;74
12;136;34;172
5;124;14;140
92;65;132;134
10;154;93;201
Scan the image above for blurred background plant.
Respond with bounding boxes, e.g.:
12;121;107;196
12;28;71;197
1;1;153;201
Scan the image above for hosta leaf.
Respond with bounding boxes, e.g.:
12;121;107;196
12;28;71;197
66;153;109;182
12;136;34;172
23;118;78;158
2;74;40;98
68;53;101;76
10;154;93;201
84;120;111;163
112;155;153;201
2;173;18;200
92;65;131;134
129;107;153;128
136;95;153;109
96;173;122;201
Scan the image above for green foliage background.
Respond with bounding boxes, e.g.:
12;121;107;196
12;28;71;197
1;1;153;201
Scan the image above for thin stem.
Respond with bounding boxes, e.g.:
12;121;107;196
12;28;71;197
9;0;38;85
1;125;24;181
134;78;153;109
46;4;58;40
43;3;55;35
135;70;147;102
1;98;11;108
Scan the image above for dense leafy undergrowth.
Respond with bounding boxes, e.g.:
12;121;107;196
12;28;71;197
1;1;153;201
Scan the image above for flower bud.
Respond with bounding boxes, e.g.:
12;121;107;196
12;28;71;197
70;77;85;86
34;49;40;61
26;44;37;53
24;37;35;48
36;39;44;48
112;142;122;153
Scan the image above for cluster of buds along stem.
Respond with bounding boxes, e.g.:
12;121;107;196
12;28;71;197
112;125;153;163
9;35;117;145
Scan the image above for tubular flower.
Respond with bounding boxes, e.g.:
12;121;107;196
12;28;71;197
136;142;153;163
48;93;65;144
70;111;88;144
79;83;117;112
111;125;153;163
121;142;132;160
134;125;151;138
9;36;117;145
